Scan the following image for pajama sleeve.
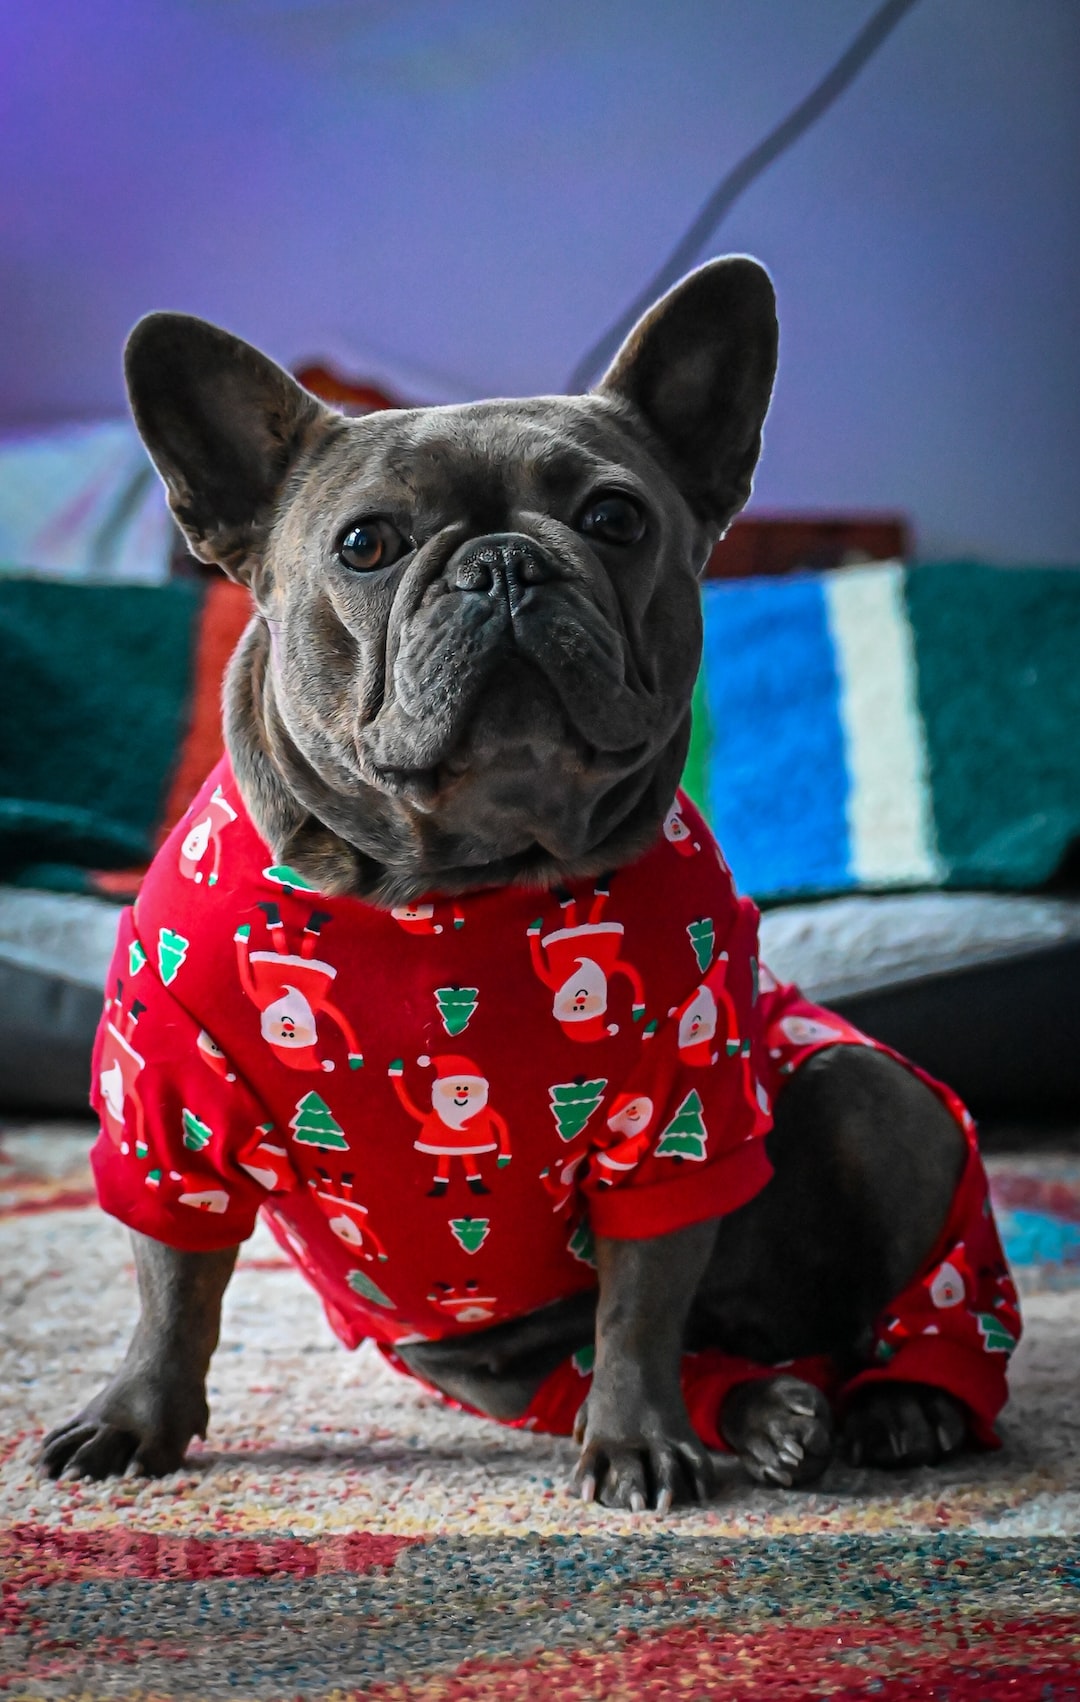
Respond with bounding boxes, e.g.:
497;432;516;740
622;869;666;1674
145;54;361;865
580;895;774;1241
90;907;297;1253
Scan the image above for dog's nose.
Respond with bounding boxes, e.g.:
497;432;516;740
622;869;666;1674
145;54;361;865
450;533;557;606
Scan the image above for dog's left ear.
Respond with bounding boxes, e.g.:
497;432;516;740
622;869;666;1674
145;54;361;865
598;257;778;536
125;313;337;582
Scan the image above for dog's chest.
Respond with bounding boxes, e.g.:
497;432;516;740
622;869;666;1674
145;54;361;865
132;759;767;1342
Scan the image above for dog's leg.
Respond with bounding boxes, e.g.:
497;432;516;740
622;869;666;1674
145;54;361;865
692;1046;970;1484
574;1220;719;1512
39;1233;238;1480
395;1289;597;1419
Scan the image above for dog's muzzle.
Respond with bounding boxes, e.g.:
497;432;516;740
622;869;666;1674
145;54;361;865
449;532;559;614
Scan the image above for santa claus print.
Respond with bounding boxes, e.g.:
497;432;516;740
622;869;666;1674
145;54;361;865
390;900;464;936
594;1091;657;1186
97;979;148;1157
389;1054;511;1197
427;1279;498;1325
662;799;700;856
236;1124;295;1192
196;1027;236;1082
767;1010;870;1057
235;903;363;1073
527;880;645;1043
672;982;720;1067
307;1167;389;1262
178;785;238;886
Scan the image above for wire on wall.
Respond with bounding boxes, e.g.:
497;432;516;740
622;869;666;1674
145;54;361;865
567;0;923;393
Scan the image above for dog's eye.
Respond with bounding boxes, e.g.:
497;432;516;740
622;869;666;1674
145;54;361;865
576;493;646;546
337;519;408;573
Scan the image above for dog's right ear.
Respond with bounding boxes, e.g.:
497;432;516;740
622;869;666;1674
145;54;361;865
125;313;334;582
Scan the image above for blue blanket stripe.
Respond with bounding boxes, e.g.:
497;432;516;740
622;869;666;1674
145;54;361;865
700;576;854;900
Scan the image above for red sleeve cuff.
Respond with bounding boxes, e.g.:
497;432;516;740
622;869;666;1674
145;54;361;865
91;1136;255;1254
586;1136;773;1241
839;1337;1009;1449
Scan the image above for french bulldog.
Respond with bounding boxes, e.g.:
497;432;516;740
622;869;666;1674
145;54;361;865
40;259;1005;1510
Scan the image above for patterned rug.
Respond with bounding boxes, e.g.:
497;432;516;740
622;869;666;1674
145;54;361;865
3;1120;1080;1699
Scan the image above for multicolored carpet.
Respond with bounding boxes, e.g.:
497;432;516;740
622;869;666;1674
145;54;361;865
3;1120;1079;1698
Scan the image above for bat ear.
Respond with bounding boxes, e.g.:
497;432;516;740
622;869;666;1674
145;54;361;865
598;256;778;535
125;312;337;582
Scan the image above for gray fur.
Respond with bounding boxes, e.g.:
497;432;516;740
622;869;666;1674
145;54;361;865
124;259;778;903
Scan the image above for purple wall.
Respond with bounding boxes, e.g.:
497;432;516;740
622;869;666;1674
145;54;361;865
3;0;1078;562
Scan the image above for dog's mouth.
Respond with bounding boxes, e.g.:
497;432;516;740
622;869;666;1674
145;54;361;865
364;655;649;820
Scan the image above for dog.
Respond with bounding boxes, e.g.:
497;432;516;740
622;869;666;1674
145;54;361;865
40;259;1019;1511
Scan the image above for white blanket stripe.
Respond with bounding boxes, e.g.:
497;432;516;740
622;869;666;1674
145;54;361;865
825;563;944;886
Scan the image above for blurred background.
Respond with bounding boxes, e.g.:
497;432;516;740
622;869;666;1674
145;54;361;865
1;0;1078;568
2;0;1079;1126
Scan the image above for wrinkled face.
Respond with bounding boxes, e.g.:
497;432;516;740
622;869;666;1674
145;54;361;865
258;396;708;882
126;258;778;901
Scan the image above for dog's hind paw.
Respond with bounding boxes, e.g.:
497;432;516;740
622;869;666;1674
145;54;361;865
720;1374;834;1488
838;1381;968;1469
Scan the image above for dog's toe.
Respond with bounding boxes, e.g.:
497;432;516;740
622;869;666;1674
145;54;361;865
721;1375;834;1488
840;1383;968;1469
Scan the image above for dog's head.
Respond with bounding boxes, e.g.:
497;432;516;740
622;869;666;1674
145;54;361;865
126;259;777;903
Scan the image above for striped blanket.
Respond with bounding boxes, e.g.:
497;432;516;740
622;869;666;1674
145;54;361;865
2;562;1078;904
683;561;1080;905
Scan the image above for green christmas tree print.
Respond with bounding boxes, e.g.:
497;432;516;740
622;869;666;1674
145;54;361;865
182;1109;213;1151
976;1312;1018;1354
655;1090;708;1161
262;864;319;893
548;1078;608;1142
450;1217;490;1254
128;938;147;977
572;1344;595;1376
289;1091;348;1151
346;1268;396;1308
157;927;189;985
567;1220;597;1267
687;917;715;974
435;986;479;1036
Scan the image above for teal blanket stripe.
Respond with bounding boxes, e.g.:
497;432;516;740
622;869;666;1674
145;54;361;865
907;562;1080;889
1;578;203;883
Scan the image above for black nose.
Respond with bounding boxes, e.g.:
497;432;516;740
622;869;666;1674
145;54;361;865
450;533;557;606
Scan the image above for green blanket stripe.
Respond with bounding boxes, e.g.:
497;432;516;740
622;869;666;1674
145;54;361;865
0;578;204;880
680;664;711;817
907;563;1080;888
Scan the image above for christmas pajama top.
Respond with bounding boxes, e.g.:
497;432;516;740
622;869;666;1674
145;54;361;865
90;759;1020;1447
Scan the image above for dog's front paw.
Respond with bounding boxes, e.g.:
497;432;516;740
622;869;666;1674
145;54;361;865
572;1402;717;1513
720;1375;834;1488
839;1381;968;1469
38;1373;209;1481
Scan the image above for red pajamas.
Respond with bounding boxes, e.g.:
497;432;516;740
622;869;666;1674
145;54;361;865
89;763;1019;1451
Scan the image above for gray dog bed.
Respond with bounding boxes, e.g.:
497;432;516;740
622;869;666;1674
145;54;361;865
3;886;1079;1119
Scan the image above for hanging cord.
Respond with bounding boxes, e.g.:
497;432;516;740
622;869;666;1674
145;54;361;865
567;0;922;392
